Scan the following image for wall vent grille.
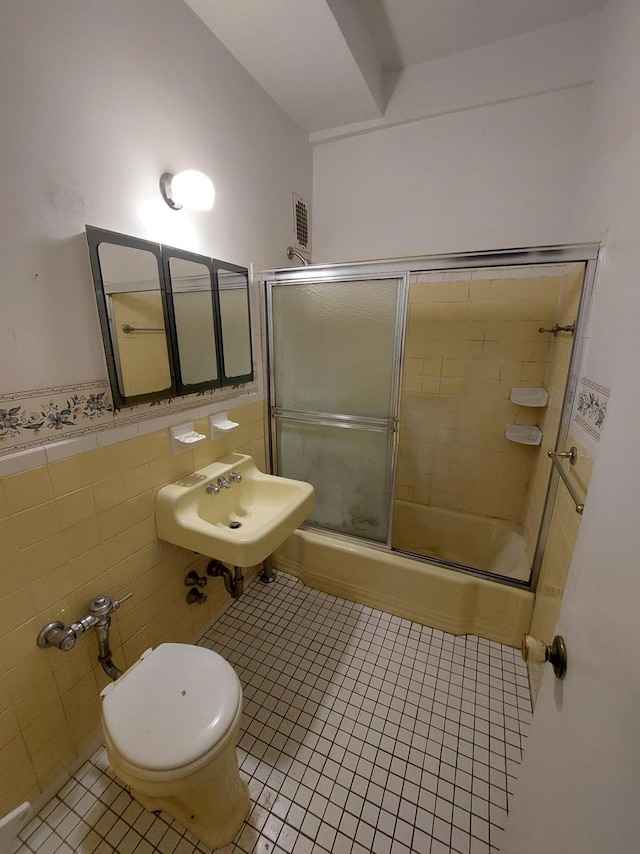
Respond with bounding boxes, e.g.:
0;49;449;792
292;193;311;255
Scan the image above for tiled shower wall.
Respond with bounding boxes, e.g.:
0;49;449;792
397;267;567;522
0;399;265;816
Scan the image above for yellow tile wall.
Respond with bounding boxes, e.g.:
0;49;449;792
397;274;560;523
0;399;265;815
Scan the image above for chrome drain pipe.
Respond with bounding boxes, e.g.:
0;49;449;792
207;560;244;598
96;621;123;680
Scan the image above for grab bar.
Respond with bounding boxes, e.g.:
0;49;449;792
549;447;577;465
121;323;164;334
538;322;575;335
548;449;584;515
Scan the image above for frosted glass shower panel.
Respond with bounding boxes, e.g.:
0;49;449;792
277;421;391;542
272;279;400;417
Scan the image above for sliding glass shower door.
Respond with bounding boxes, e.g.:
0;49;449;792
267;274;406;543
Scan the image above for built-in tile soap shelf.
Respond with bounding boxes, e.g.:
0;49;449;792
510;387;548;407
505;425;542;446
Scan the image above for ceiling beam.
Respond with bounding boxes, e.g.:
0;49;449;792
184;0;387;133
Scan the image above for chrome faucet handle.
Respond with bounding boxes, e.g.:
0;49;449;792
217;476;231;489
37;622;77;651
229;471;243;483
206;482;221;495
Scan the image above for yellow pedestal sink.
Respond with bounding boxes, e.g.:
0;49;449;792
155;454;315;567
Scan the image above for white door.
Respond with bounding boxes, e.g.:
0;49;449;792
500;295;640;851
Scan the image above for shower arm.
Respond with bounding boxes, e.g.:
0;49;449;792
286;246;311;266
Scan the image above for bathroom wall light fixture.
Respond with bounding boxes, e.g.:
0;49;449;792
160;170;215;211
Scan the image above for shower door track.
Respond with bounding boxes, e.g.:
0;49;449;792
263;243;599;282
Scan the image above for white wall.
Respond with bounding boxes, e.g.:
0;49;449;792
0;0;311;393
313;88;592;261
312;16;597;262
310;13;599;143
501;0;640;850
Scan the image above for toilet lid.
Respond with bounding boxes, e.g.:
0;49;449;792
101;643;241;771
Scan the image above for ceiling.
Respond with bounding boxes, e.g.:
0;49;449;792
184;0;605;134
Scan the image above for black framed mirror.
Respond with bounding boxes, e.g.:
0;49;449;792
216;263;253;385
86;226;253;409
87;227;176;408
162;248;222;395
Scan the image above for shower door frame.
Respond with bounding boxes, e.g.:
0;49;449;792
265;269;410;546
529;250;599;589
262;241;601;590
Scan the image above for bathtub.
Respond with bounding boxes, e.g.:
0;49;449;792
392;500;531;582
273;525;534;647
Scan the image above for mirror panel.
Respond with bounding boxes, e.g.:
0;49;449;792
100;244;172;398
88;229;175;407
166;254;220;390
217;266;253;382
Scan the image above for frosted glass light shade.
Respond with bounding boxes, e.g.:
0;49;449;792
160;170;215;211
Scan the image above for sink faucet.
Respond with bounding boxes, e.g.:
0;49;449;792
205;476;231;495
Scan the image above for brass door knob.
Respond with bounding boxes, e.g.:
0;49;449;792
521;634;567;679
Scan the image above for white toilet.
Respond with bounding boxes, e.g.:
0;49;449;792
100;643;250;849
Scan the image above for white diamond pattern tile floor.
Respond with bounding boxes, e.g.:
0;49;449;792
17;573;532;854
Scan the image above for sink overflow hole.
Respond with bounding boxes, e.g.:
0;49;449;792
229;521;242;529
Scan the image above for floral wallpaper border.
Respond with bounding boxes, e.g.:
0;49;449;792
0;375;258;457
574;376;609;444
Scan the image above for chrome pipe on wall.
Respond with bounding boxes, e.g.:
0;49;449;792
286;246;310;266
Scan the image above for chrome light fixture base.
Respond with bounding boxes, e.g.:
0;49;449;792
160;172;182;210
